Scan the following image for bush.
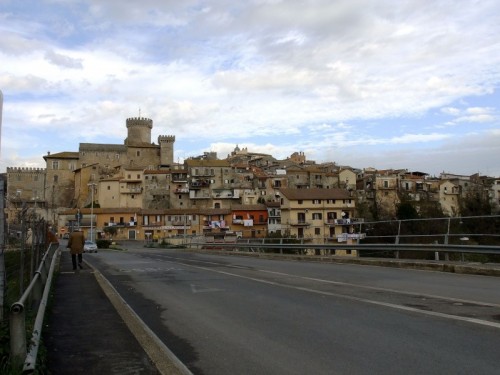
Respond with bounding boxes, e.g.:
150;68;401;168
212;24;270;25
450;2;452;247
96;239;111;249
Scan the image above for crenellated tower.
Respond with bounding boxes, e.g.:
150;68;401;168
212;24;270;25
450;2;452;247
158;135;175;166
125;117;153;146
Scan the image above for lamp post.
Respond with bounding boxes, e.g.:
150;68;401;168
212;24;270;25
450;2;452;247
88;183;96;242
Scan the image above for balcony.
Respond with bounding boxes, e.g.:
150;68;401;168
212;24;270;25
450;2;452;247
190;180;210;189
105;221;137;227
289;220;310;226
328;218;364;225
213;191;235;199
171;220;192;226
190;191;211;199
121;187;143;194
174;188;189;193
172;174;188;182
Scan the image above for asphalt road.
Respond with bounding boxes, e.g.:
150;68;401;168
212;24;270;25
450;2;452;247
85;247;500;375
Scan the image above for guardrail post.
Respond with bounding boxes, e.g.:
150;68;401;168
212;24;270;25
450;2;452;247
444;217;450;245
394;220;401;259
10;302;27;366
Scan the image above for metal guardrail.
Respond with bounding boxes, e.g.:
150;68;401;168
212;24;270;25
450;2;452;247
10;242;60;373
192;240;500;258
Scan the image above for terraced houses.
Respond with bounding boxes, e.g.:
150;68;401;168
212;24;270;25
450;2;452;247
4;117;499;245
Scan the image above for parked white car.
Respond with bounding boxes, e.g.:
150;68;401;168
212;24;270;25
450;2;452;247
83;240;98;253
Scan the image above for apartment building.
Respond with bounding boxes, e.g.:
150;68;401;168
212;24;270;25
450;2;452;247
230;204;269;238
278;188;356;244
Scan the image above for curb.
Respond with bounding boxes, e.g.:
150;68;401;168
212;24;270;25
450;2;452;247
84;260;193;375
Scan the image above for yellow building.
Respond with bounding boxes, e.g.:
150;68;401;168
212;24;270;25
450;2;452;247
279;188;360;255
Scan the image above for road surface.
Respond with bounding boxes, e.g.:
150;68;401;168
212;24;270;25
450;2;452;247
86;247;500;375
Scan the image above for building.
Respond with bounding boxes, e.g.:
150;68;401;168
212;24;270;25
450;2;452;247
279;188;359;254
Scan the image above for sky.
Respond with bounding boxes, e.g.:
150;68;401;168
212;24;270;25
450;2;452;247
1;0;500;178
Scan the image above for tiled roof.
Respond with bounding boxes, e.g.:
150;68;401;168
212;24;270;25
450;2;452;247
43;151;79;159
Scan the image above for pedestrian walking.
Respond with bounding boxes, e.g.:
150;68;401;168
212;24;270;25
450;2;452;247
67;229;85;270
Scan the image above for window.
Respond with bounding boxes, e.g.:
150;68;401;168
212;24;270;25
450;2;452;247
53;175;58;183
136;151;141;157
384;180;389;188
312;213;322;220
52;161;59;170
313;199;322;204
298;200;303;205
315;228;321;235
107;186;111;190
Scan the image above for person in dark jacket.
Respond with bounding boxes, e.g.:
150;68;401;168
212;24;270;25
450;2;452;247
67;229;85;270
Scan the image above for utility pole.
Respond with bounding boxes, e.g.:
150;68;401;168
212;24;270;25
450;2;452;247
88;183;96;242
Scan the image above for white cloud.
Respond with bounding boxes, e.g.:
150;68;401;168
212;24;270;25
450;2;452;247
1;0;500;177
45;50;83;69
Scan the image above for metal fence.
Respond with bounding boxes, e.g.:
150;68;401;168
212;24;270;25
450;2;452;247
1;204;58;373
9;243;59;372
186;215;500;262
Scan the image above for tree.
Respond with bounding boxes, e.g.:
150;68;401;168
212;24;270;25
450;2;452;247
396;201;419;220
103;226;117;239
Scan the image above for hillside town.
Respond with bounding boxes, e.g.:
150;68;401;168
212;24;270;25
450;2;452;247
3;116;500;244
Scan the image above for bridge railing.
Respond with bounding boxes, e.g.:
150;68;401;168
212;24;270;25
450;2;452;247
9;242;59;373
191;240;500;260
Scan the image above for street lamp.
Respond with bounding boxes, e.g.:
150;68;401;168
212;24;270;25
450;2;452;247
88;183;97;242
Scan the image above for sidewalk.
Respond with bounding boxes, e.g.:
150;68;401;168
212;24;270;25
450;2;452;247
44;248;161;374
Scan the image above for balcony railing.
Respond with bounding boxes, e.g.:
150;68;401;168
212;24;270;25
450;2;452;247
190;181;210;189
121;187;143;194
327;218;365;225
289;220;310;226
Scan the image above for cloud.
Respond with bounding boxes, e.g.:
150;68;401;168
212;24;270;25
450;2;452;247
45;50;83;69
441;106;497;125
1;0;500;178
